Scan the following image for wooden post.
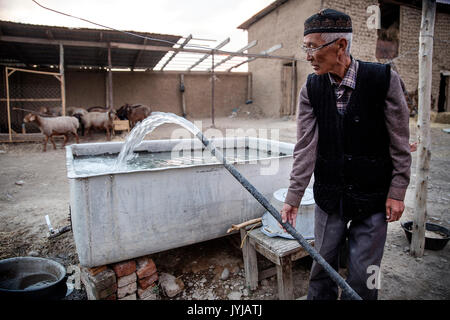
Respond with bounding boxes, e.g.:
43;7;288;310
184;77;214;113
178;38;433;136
247;73;253;102
277;256;294;300
59;44;66;116
240;229;258;290
180;74;186;117
105;72;109;108
5;67;12;142
211;50;215;128
291;61;297;115
108;44;113;110
411;0;436;258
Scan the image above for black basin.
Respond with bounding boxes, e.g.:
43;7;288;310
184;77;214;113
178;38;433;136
401;221;450;251
0;257;67;300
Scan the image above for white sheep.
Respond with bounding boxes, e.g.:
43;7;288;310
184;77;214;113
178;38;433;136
67;106;88;117
23;113;80;152
80;110;116;140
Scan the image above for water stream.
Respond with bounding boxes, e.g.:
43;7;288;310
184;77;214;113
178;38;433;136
71;112;284;176
114;112;201;170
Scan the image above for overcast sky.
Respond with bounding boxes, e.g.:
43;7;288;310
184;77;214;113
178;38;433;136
0;0;274;52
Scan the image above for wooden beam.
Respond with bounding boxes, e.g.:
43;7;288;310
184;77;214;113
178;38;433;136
0;35;300;61
98;32;104;60
188;38;230;71
0;98;61;102
5;68;12;142
46;30;55;40
411;0;436;258
211;52;215;127
107;44;113;109
132;38;147;71
5;67;60;76
161;34;192;70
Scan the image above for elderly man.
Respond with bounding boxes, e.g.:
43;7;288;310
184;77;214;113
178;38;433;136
281;9;411;300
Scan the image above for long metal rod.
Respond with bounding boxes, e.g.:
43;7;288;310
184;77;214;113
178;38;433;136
188;38;230;71
208;40;257;71
195;131;362;300
228;44;284;72
161;34;193;70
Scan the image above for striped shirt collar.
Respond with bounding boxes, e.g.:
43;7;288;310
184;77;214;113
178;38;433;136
328;56;358;89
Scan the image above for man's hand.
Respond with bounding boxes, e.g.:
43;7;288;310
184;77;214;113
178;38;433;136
281;203;299;231
385;198;405;222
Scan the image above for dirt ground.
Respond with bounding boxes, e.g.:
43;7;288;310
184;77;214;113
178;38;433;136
0;115;449;300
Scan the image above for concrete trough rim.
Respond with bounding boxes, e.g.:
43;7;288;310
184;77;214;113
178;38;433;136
65;137;294;179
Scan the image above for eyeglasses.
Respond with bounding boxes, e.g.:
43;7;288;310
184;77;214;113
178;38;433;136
300;38;339;55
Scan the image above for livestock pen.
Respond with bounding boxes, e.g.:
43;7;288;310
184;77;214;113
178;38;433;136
0;20;301;144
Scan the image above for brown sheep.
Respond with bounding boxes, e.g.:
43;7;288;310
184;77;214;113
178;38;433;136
117;104;152;128
23;113;79;152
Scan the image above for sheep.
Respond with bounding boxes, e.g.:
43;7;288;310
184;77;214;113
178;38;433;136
117;103;152;128
67;107;88;136
39;106;62;117
23;113;79;152
87;106;109;113
67;106;87;116
80;110;116;140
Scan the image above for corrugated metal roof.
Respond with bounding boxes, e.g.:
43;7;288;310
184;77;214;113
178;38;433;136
0;20;182;69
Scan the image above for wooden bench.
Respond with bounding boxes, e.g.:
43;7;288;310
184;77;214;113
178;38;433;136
240;226;314;300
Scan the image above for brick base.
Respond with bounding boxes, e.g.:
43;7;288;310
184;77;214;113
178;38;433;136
80;256;159;300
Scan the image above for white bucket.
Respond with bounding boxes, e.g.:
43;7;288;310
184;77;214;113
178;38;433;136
261;188;315;240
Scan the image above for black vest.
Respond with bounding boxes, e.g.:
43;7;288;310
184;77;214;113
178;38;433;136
306;61;392;221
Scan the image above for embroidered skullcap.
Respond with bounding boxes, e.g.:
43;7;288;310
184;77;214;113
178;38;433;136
304;8;352;36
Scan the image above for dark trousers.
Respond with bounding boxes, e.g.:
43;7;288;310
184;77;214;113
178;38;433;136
306;204;387;300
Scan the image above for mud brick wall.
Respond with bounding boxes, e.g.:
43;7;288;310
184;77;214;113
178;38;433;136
245;0;320;117
81;256;158;300
395;6;450;109
322;0;379;63
323;1;450;110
